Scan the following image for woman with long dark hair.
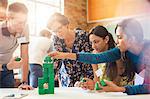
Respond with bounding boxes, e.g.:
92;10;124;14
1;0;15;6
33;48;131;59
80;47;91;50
75;25;134;90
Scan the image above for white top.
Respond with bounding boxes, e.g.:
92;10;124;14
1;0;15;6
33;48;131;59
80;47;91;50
29;36;53;65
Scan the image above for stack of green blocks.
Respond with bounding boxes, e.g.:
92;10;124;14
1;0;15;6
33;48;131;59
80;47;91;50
38;56;54;95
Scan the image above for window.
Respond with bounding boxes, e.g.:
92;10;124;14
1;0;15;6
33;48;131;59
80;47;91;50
9;0;64;36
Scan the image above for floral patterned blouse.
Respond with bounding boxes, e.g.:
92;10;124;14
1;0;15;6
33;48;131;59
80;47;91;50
53;29;94;87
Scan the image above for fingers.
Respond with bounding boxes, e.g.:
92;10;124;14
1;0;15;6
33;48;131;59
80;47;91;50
18;84;34;90
103;80;112;85
74;81;80;87
103;80;116;87
96;89;105;93
82;82;88;89
81;80;94;90
48;51;58;57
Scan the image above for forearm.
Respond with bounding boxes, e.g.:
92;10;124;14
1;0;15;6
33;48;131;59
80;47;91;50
124;84;150;95
64;53;77;60
0;64;2;71
21;44;29;82
92;64;99;82
21;58;29;82
76;48;121;64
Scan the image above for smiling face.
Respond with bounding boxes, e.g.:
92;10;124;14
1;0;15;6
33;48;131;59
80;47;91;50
48;21;69;39
7;12;27;34
89;34;109;52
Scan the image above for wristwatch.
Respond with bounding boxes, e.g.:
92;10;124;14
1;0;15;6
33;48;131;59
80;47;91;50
2;64;8;71
19;81;28;85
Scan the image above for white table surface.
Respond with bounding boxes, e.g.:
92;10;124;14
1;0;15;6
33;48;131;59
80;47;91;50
0;87;150;99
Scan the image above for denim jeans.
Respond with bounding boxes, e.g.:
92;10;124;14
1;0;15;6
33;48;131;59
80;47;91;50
0;70;14;88
29;64;43;88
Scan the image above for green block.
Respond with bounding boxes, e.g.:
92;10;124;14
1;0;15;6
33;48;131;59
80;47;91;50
80;78;86;82
15;57;21;61
38;89;45;95
38;78;44;85
44;78;49;83
48;86;54;94
94;82;101;90
49;68;54;72
44;56;52;63
49;64;54;68
43;74;48;78
38;78;44;89
45;89;49;94
38;55;55;95
49;89;54;94
48;80;54;94
43;63;50;68
100;80;107;86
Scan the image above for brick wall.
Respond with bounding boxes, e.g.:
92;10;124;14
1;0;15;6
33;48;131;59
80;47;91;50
64;0;103;32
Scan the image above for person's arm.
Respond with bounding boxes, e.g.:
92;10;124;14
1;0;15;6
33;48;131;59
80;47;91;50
20;43;29;83
77;47;121;64
99;80;150;95
0;57;23;71
124;84;150;95
49;48;121;64
92;64;99;82
0;64;2;71
19;43;33;90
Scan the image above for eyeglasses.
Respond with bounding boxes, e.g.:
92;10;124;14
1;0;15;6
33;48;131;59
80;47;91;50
53;25;63;33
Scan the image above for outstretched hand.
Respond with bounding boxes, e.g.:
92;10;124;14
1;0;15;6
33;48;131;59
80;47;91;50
74;78;95;90
97;80;125;92
48;51;65;59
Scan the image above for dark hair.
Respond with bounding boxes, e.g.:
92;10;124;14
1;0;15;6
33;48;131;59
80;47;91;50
105;62;117;81
8;2;28;14
106;58;135;83
89;25;118;81
90;25;135;83
47;13;69;29
115;18;143;42
114;19;139;82
120;52;135;82
89;25;116;50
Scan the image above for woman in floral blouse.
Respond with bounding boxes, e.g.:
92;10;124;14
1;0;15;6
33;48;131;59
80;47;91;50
46;13;94;87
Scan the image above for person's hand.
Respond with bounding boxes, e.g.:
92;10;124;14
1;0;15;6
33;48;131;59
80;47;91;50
74;78;95;90
18;83;34;90
48;51;66;59
97;80;125;92
7;57;24;70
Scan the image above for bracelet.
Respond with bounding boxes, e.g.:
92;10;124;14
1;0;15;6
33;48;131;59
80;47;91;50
2;64;8;71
